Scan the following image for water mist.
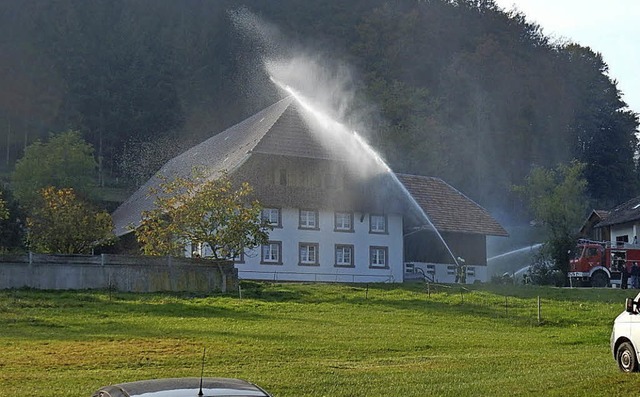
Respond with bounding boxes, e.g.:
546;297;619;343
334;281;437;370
232;7;462;266
268;75;460;266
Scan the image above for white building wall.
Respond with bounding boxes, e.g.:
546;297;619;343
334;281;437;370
238;208;404;283
611;224;636;244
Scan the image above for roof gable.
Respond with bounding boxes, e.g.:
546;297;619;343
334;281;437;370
579;209;609;235
253;104;348;161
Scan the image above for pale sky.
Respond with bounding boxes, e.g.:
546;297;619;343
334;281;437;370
493;0;640;116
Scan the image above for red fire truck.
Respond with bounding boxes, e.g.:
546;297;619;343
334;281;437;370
569;239;640;287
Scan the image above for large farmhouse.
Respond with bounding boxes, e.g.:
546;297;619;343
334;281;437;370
112;96;507;283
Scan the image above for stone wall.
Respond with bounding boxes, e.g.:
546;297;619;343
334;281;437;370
0;254;237;293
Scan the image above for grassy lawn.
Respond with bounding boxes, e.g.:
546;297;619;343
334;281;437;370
1;282;640;396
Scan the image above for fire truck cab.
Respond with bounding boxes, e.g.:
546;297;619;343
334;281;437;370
569;239;640;287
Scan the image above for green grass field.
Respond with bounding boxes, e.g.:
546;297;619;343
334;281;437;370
1;282;640;396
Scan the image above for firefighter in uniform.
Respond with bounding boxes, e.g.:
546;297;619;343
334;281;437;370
620;257;629;289
456;257;466;284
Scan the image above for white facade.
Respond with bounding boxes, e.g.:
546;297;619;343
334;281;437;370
610;223;640;245
235;208;405;283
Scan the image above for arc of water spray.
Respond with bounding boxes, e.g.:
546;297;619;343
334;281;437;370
487;243;543;261
268;75;461;266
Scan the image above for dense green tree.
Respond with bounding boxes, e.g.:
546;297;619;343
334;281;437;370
513;161;589;278
562;45;640;208
31;0;184;184
0;1;64;169
26;186;115;254
136;172;270;259
0;191;7;221
349;1;579;208
0;188;9;250
0;0;638;219
0;186;25;252
11;130;97;207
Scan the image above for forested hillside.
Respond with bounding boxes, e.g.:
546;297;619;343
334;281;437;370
0;0;637;220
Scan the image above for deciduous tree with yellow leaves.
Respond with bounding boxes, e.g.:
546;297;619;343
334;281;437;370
135;172;270;259
0;191;8;222
27;187;116;254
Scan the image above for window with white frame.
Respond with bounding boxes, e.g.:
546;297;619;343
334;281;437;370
335;244;354;267
261;241;282;265
334;212;353;232
369;246;388;268
299;243;319;266
299;209;319;229
369;214;387;234
261;208;281;227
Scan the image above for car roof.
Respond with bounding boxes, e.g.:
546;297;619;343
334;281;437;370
91;377;272;397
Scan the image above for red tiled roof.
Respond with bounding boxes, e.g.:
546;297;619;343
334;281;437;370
396;174;508;237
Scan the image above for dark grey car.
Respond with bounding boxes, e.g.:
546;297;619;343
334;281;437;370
91;377;272;397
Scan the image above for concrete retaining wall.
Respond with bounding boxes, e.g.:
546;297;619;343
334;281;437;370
0;254;237;293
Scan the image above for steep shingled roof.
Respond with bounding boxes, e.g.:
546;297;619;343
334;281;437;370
596;197;640;228
112;96;506;239
112;96;295;236
396;174;508;237
112;96;380;236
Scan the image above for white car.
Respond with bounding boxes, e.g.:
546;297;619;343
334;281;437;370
611;292;640;372
91;377;272;397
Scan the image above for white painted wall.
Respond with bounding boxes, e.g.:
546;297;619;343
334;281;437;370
610;223;638;244
237;208;404;283
184;207;493;284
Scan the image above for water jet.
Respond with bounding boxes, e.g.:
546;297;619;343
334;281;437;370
268;75;461;266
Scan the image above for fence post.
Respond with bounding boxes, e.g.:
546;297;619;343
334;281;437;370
167;256;175;292
108;274;113;301
27;252;33;289
505;296;508;316
217;263;227;293
537;296;541;324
